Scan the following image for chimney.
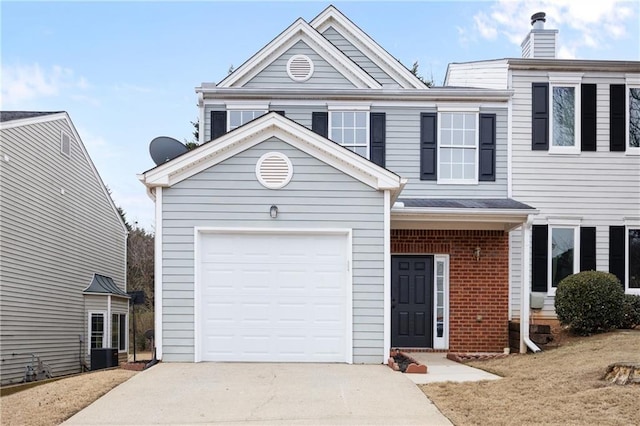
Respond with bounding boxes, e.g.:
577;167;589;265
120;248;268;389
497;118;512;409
521;12;558;59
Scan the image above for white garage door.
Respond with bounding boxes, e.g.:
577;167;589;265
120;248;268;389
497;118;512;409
197;231;350;362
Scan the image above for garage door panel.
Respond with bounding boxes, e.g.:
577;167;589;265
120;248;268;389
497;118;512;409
199;232;349;362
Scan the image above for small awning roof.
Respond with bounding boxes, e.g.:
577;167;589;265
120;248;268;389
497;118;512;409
83;274;129;298
392;198;538;231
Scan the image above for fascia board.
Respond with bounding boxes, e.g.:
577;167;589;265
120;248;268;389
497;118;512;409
141;113;401;192
0;112;67;129
310;7;425;89
218;19;380;89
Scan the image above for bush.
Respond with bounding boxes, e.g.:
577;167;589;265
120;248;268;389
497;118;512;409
620;294;640;329
554;271;625;335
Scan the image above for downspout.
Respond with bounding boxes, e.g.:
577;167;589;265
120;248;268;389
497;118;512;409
521;215;541;353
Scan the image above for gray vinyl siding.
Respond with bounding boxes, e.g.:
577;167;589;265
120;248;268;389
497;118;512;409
244;40;357;89
161;137;385;363
509;70;640;318
0;118;126;385
381;105;509;198
321;26;397;87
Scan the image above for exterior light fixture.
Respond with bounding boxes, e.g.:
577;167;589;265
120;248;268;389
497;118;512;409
270;205;278;219
473;246;481;261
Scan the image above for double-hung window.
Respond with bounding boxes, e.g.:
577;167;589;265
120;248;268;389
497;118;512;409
329;110;369;157
628;85;640;154
228;110;267;131
89;312;106;352
111;313;127;352
548;74;582;154
549;225;580;293
438;111;478;184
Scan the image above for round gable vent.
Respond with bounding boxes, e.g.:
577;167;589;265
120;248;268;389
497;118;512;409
256;152;293;189
287;55;314;82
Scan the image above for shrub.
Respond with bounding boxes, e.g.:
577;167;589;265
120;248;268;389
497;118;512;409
619;294;640;329
554;271;625;335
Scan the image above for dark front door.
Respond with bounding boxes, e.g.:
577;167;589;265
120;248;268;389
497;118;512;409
391;256;434;348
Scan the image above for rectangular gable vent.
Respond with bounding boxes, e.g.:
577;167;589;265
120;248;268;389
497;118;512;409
61;132;71;157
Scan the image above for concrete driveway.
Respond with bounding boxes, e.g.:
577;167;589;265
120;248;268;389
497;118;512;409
64;363;452;425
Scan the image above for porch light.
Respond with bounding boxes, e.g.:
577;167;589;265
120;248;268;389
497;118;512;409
270;205;278;219
473;246;481;261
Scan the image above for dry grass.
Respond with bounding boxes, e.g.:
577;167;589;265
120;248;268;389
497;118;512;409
420;329;640;426
0;369;137;426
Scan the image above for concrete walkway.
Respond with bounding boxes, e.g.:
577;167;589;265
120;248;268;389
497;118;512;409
403;352;502;384
64;363;452;425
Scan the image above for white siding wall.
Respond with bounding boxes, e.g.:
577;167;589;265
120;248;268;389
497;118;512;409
161;137;385;363
445;61;509;89
0;118;126;384
509;70;640;318
244;40;356;89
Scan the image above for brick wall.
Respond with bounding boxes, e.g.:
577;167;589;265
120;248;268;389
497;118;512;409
391;229;509;352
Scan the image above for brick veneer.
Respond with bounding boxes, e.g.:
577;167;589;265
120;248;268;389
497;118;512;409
391;229;509;352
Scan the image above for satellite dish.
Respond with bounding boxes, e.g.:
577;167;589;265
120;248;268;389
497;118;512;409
149;136;188;166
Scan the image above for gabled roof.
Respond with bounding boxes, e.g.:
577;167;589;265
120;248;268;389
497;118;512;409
0;111;64;123
216;17;381;89
83;274;129;298
139;112;405;199
310;5;427;89
0;111;128;235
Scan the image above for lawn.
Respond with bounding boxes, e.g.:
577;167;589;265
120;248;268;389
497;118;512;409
0;369;137;426
420;329;640;426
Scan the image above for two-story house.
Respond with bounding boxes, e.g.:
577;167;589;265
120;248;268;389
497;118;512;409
0;111;129;384
139;6;538;364
446;13;640;351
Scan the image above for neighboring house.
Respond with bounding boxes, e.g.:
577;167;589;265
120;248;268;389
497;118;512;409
0;111;128;385
446;13;640;350
139;6;538;364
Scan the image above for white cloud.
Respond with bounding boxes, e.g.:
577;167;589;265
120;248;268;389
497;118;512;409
469;0;638;57
0;63;90;107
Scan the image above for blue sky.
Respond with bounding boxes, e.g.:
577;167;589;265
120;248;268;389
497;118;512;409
2;0;639;231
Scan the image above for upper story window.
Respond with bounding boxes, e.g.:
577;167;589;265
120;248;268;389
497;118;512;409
438;112;478;183
549;75;582;154
228;110;266;131
329;110;368;157
628;86;640;152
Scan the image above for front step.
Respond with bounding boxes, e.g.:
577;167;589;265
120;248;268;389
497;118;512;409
388;349;428;374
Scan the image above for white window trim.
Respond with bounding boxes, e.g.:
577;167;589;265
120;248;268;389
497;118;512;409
626;84;640;156
87;311;107;355
548;225;580;295
328;109;370;159
433;255;449;350
436;110;479;185
549;83;581;154
626;226;640;295
111;313;129;353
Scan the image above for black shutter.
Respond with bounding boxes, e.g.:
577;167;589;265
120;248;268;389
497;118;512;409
610;84;626;152
532;225;548;292
369;113;386;167
532;83;549;151
211;111;227;140
420;113;437;180
580;227;597;271
272;110;286;116
479;113;496;181
581;84;597;151
609;225;626;287
312;112;328;138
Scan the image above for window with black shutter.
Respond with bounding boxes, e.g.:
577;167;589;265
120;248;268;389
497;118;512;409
581;84;597;151
420;113;437;180
531;225;548;292
532;83;549;150
479;113;496;181
610;84;626;152
211;111;227;140
580;227;596;271
369;113;386;167
311;112;328;138
609;225;626;287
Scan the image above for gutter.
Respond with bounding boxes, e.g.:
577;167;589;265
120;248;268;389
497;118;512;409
521;214;541;353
